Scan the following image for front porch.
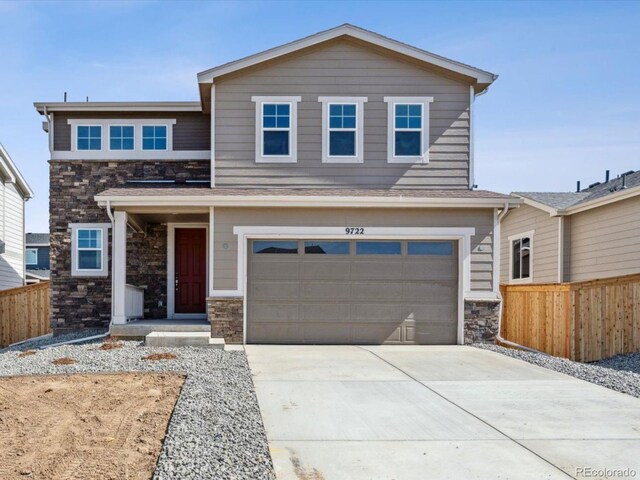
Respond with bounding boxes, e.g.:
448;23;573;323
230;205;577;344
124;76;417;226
111;318;210;338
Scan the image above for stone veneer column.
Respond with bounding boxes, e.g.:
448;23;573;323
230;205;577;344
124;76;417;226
208;297;244;344
463;300;501;344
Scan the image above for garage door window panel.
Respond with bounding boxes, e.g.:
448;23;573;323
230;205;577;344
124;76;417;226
253;241;298;254
304;241;350;255
356;241;401;255
408;241;454;256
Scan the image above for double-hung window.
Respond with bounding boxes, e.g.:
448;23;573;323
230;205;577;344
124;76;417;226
70;224;110;277
109;125;135;150
76;125;102;151
384;97;433;163
142;125;168;150
510;231;533;283
252;96;300;163
319;97;366;163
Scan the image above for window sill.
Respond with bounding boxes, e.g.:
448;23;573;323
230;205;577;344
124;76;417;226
255;156;297;164
322;156;363;164
508;277;534;285
387;156;428;164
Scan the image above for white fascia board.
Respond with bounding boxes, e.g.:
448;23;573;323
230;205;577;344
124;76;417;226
514;195;560;216
0;143;34;199
34;102;202;113
562;185;640;215
95;194;514;209
197;24;496;86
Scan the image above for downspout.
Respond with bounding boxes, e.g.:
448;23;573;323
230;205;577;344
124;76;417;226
493;200;549;355
43;201;115;349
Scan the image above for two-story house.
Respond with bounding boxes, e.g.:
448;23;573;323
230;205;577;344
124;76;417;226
25;232;50;284
35;24;516;345
0;143;33;291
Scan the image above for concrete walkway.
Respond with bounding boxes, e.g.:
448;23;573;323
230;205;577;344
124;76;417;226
246;345;640;480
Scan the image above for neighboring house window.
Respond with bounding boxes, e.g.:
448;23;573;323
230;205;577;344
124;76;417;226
142;125;168;150
252;96;300;163
69;223;110;277
384;96;433;163
26;248;38;266
77;125;102;151
319;96;367;163
509;231;534;282
109;125;135;150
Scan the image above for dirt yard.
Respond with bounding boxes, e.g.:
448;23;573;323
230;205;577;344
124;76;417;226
0;372;185;480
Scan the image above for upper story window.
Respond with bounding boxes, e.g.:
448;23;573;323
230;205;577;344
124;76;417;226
384;97;433;164
77;125;102;151
319;97;367;163
142;125;168;150
109;125;134;151
26;248;38;266
68;119;176;158
509;231;534;283
252;96;301;163
69;223;110;277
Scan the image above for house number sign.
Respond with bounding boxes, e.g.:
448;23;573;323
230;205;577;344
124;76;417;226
345;227;365;235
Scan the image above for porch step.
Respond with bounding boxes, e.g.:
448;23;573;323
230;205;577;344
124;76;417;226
112;319;210;338
145;331;224;348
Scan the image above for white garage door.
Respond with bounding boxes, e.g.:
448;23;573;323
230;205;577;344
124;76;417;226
247;239;459;344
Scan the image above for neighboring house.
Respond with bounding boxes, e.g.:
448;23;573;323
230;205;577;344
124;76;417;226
25;232;50;284
35;24;519;344
500;170;640;284
0;143;34;290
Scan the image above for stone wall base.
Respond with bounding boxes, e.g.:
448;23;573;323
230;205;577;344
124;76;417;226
464;300;501;344
207;297;243;344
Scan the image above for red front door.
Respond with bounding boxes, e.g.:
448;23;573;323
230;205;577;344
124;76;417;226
175;228;206;314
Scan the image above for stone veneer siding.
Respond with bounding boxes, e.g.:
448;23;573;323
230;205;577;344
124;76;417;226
208;296;500;345
208;297;244;344
49;160;210;333
463;300;501;344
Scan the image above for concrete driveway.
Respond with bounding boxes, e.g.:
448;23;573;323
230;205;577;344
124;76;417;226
246;345;640;480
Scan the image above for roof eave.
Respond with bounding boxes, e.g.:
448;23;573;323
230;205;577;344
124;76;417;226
563;184;640;215
0;143;34;199
95;194;516;209
197;24;497;87
33;101;202;114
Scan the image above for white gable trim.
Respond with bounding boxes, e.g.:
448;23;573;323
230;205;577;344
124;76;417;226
197;24;496;87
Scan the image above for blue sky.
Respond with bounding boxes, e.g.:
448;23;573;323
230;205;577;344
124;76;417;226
1;0;639;232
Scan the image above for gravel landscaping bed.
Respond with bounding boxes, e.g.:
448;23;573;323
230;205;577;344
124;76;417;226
474;343;640;398
0;329;107;353
0;340;276;480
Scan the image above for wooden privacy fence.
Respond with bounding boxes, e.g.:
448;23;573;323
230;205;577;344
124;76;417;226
500;273;640;362
0;281;51;348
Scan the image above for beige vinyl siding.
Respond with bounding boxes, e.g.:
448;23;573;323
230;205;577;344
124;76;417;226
500;204;559;283
569;195;640;281
0;181;25;290
213;207;493;291
53;112;210;151
215;40;471;189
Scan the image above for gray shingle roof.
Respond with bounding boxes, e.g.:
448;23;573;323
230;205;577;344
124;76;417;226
96;187;511;199
26;269;50;279
515;170;640;211
25;233;49;245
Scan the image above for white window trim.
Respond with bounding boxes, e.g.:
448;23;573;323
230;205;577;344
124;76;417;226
68;119;176;155
318;96;367;164
384;96;433;164
26;248;38;266
508;230;534;284
252;96;301;163
74;124;103;152
69;223;110;277
107;124;136;152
